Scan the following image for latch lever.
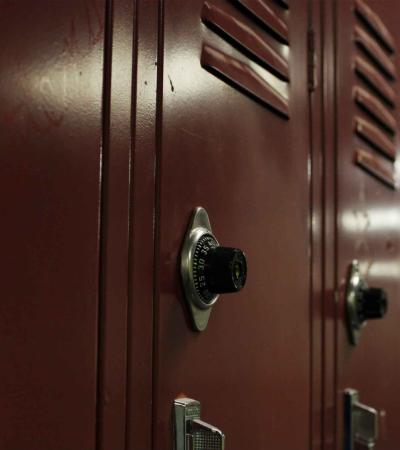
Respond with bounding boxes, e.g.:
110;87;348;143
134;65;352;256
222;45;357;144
345;389;379;450
174;397;225;450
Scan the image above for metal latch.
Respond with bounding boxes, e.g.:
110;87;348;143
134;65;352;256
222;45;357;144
174;397;225;450
345;389;379;450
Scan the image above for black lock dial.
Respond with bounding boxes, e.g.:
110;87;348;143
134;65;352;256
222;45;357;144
357;287;388;322
192;233;247;304
204;246;247;293
345;260;389;345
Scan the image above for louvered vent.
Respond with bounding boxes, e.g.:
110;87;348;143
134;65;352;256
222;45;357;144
201;0;290;119
353;0;398;189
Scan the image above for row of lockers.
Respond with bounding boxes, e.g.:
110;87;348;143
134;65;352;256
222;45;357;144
1;1;399;449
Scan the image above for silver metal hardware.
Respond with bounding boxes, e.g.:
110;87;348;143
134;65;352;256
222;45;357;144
174;397;225;450
345;389;379;450
181;207;247;331
346;261;366;345
345;260;388;345
181;207;219;331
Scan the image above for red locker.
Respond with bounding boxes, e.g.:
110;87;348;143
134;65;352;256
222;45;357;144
0;1;105;448
127;1;317;449
333;1;400;449
1;1;400;450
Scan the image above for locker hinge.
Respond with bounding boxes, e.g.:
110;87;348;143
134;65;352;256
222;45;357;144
307;28;316;92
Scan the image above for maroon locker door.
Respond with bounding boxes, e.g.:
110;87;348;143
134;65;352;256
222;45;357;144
334;1;400;449
145;1;314;449
0;1;105;448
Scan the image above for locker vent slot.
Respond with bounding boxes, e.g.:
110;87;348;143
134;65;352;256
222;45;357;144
201;0;290;118
354;25;395;80
354;56;395;107
353;0;398;189
201;44;289;117
353;86;396;134
233;0;289;44
355;148;396;189
354;0;395;54
273;0;288;9
354;116;396;161
202;1;289;80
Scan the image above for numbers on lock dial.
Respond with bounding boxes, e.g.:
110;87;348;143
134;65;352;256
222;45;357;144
192;234;218;303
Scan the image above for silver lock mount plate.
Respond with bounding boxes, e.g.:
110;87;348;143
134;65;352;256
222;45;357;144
180;207;220;331
346;261;367;345
181;206;247;331
345;260;388;345
174;397;225;450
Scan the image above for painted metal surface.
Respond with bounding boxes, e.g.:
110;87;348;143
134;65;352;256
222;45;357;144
354;0;395;53
236;0;289;44
334;1;400;449
201;1;289;80
354;56;395;106
11;2;400;450
353;86;397;133
201;43;289;117
354;116;396;160
96;0;135;449
125;1;158;449
151;1;312;450
354;148;396;189
0;1;105;449
354;24;396;80
309;4;326;449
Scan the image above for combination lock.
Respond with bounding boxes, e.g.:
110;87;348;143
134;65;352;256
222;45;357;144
180;207;247;331
345;260;388;345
